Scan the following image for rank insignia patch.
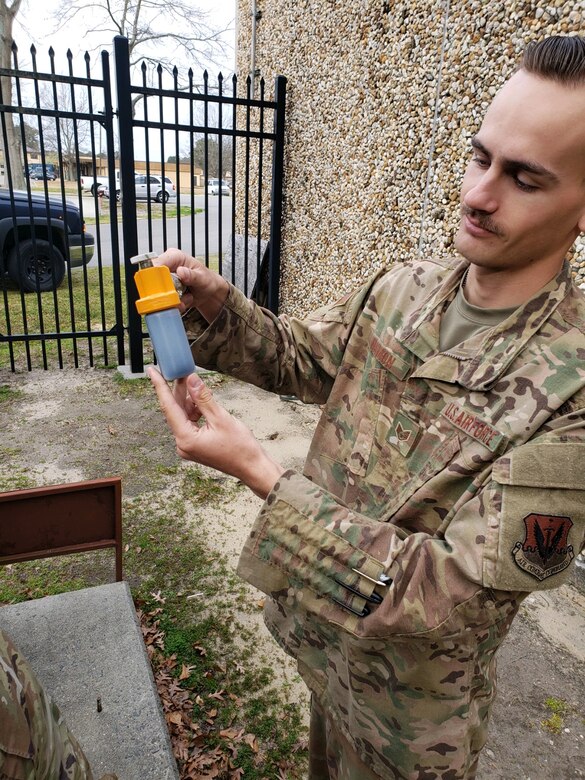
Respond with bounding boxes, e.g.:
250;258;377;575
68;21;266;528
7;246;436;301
512;514;574;581
388;412;420;457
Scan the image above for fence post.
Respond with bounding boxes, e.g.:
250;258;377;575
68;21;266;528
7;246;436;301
101;50;126;368
267;76;287;314
113;35;143;374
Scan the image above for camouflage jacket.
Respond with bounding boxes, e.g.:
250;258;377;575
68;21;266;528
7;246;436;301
185;257;585;778
0;629;115;780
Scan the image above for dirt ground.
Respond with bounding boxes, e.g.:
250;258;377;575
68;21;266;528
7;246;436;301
1;366;584;780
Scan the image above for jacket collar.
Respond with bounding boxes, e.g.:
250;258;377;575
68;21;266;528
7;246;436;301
396;259;575;391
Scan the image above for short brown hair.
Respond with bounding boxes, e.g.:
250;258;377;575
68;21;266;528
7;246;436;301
521;36;585;85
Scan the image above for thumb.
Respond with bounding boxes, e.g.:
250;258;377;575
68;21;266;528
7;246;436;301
175;265;199;287
186;374;220;417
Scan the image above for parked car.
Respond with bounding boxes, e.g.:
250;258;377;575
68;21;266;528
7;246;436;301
207;178;230;196
0;189;94;292
134;174;176;203
98;183;120;202
25;163;58;181
81;169;122;196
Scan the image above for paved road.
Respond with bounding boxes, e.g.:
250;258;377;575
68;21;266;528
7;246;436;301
89;194;232;266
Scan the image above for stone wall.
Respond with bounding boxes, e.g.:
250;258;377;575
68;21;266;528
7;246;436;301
236;1;585;316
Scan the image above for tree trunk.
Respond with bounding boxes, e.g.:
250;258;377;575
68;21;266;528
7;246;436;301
0;0;24;190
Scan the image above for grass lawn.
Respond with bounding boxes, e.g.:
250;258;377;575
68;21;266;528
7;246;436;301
0;257;219;372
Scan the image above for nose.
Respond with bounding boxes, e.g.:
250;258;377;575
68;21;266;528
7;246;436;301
462;165;499;215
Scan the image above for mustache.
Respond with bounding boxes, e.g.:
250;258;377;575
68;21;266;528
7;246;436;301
461;206;504;237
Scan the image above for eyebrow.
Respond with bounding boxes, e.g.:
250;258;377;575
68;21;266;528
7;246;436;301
471;135;560;184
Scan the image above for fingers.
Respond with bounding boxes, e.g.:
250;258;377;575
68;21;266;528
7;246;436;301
173;376;201;421
185;373;220;420
154;248;191;271
148;366;191;435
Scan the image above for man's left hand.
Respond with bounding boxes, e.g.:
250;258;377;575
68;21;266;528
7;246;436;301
148;368;285;499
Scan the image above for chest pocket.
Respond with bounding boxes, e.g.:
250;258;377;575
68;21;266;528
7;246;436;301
346;335;414;477
483;441;585;591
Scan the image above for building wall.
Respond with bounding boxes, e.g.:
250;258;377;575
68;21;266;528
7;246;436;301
236;0;585;316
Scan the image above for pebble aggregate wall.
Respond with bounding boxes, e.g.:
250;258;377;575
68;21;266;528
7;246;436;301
236;0;585;317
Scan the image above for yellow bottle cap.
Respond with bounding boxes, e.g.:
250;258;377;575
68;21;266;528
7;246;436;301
134;265;180;315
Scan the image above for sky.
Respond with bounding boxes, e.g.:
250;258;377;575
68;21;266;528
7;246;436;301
13;0;236;78
12;0;237;162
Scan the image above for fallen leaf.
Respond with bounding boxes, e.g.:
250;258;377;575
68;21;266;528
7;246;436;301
219;727;243;740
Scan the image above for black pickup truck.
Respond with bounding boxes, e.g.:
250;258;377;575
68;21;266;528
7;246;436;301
0;189;94;292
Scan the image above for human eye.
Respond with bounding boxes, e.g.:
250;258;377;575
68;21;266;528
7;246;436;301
471;154;490;168
513;175;538;192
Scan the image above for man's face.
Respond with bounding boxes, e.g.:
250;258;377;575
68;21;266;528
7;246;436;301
454;70;585;276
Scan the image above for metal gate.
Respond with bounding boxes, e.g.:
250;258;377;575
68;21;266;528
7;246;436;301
0;37;286;373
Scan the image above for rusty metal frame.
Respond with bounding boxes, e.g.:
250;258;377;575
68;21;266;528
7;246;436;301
0;477;123;581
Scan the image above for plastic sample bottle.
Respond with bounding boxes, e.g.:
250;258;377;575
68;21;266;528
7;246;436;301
131;252;195;380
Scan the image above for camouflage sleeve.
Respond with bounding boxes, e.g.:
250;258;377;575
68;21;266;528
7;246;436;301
0;629;96;780
182;271;386;403
237;423;585;638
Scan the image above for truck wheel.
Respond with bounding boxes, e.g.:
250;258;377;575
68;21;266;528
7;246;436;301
8;239;66;293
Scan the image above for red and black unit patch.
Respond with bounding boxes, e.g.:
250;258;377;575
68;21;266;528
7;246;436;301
512;514;574;581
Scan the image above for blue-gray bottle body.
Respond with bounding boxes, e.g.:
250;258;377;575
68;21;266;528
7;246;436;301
145;308;195;380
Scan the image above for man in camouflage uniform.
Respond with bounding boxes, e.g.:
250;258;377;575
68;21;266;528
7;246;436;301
149;36;585;779
0;629;117;780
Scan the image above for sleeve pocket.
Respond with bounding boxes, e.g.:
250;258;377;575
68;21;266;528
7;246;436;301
483;442;585;591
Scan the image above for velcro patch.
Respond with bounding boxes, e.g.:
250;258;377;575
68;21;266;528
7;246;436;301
441;402;504;452
512;514;574;581
388;411;420;457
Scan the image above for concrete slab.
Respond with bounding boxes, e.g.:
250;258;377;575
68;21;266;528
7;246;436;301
0;582;179;780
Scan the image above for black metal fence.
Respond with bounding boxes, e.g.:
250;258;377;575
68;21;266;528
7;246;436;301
0;36;286;373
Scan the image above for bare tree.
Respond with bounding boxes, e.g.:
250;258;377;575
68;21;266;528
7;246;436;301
40;83;90;180
55;0;229;77
192;135;233;180
0;0;24;189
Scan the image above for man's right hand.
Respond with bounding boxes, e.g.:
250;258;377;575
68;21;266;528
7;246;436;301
154;248;229;323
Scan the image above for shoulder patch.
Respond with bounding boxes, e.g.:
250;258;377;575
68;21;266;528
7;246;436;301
512;514;574;581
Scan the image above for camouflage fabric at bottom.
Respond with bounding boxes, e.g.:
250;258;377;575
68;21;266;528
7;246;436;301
0;628;117;780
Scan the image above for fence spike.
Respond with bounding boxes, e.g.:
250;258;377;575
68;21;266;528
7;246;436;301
11;40;18;54
48;46;55;57
67;49;73;61
141;61;147;73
